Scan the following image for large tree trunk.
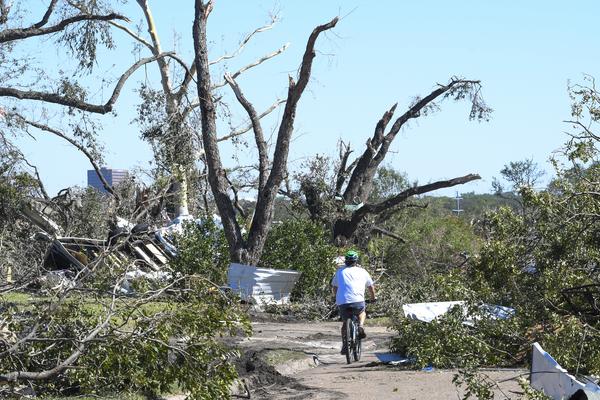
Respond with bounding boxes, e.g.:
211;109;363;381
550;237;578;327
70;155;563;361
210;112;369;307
193;0;245;261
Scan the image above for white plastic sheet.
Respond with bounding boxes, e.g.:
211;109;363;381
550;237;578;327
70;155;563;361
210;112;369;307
402;301;515;324
402;301;465;323
530;342;600;399
227;263;301;306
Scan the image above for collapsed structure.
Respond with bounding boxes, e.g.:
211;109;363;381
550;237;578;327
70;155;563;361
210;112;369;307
21;200;301;302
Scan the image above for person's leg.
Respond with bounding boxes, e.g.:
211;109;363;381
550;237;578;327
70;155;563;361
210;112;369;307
355;306;367;338
358;310;366;326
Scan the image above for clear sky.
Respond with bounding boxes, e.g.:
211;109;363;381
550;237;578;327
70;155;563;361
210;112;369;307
14;0;600;197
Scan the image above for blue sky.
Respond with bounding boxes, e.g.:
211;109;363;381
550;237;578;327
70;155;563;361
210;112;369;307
15;0;600;197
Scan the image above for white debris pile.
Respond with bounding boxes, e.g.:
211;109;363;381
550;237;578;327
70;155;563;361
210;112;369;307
155;214;223;257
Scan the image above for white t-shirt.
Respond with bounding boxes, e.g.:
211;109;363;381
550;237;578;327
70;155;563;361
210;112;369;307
331;265;374;305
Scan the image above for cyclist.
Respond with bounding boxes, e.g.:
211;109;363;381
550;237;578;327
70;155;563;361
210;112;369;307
331;250;376;355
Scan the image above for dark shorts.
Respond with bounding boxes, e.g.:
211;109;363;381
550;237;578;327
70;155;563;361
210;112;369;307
338;301;366;319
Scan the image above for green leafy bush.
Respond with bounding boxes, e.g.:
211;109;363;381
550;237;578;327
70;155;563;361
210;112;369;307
260;219;336;298
171;217;230;284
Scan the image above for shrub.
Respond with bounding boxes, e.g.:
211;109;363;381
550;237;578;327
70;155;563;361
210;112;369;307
260;219;337;298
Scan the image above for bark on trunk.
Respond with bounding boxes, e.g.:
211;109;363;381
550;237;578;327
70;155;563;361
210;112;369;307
193;0;245;262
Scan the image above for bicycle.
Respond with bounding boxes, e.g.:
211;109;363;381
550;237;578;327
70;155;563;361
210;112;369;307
341;299;376;364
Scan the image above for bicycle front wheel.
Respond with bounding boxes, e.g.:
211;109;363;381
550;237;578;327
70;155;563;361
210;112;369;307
344;318;352;364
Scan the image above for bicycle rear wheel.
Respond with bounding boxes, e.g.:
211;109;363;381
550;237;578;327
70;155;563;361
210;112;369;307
344;318;352;364
353;328;361;362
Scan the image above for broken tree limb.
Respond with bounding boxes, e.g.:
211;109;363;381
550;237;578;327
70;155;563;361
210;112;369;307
371;226;406;243
343;79;486;205
334;173;481;242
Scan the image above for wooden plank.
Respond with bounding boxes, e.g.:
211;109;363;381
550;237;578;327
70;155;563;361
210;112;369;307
144;242;169;265
132;244;159;271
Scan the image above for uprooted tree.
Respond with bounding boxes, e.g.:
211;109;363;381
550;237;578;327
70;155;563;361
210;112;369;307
287;78;491;245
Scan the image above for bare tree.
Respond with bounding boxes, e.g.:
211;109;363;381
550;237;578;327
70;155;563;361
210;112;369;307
119;0;288;218
193;0;338;264
292;78;491;244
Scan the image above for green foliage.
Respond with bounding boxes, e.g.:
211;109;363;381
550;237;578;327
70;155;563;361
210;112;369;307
391;305;520;369
388;80;600;384
260;219;336;298
1;288;248;399
170;217;230;284
373;203;481;308
452;369;496;400
1;216;249;399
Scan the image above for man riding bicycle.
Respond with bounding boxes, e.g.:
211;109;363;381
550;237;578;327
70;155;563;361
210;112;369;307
331;250;376;355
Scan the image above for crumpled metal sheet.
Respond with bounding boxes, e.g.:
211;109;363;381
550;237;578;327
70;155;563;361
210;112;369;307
227;263;301;306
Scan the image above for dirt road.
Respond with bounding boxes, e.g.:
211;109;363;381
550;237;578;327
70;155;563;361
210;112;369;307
235;320;527;400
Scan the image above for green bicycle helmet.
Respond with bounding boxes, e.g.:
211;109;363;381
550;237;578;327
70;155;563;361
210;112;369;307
345;250;359;265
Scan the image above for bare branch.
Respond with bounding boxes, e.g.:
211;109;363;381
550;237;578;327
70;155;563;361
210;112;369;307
211;43;290;90
32;0;59;29
0;11;129;44
20;157;50;201
176;17;279;99
13;115;119;201
0;52;175;113
565;119;600;141
108;20;154;50
224;170;247;219
210;18;277;66
334;173;481;242
224;73;269;191
214;99;286;141
359;174;480;218
335;141;353;195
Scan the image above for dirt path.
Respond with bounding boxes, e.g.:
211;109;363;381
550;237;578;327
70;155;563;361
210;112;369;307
235;320;527;400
